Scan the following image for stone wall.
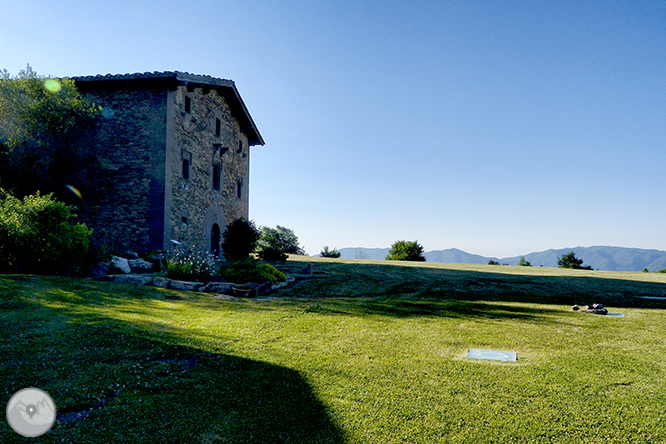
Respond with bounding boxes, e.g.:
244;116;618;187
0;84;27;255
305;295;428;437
77;80;251;256
166;85;250;254
79;85;168;254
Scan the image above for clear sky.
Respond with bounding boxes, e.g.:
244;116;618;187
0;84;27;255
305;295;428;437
2;0;664;257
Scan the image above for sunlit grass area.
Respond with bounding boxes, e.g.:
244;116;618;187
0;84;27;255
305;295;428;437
2;259;666;443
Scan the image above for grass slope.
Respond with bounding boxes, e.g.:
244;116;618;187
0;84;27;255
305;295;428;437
1;258;666;443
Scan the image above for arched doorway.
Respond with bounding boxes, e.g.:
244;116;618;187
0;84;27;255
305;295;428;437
211;223;221;257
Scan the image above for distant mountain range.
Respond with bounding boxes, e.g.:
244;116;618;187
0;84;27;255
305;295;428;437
335;246;666;272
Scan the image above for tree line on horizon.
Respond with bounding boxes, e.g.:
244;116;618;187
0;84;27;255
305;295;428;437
320;240;617;273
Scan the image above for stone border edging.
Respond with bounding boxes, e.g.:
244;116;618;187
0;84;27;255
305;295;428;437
103;272;323;297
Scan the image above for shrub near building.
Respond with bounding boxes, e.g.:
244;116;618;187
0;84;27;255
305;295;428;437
0;190;92;275
221;219;260;262
216;219;285;284
218;260;285;284
162;251;215;282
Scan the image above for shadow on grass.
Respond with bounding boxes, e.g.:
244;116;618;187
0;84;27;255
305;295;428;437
0;279;346;444
302;298;565;323
277;262;666;309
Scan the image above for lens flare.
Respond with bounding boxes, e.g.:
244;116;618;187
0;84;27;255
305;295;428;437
66;185;82;199
43;79;62;93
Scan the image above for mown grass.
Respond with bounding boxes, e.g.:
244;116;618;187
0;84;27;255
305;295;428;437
1;258;666;443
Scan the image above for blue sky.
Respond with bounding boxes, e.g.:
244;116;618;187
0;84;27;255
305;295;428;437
2;0;664;257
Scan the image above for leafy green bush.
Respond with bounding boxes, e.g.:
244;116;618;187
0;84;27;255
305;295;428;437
0;189;92;275
162;251;215;282
320;246;341;258
256;225;304;261
221;218;260;262
219;260;286;284
258;263;287;284
386;240;426;262
557;251;593;270
518;256;532;267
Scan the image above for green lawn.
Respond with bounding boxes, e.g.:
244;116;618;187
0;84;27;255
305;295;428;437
2;258;666;443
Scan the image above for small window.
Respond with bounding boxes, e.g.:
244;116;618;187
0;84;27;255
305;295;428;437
215;118;221;137
185;96;191;114
236;178;243;199
181;150;192;180
212;163;221;190
237;140;243;154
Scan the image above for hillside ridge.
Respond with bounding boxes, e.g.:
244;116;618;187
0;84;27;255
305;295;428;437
335;246;666;272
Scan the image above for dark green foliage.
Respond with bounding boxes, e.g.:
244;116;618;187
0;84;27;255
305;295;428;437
557;251;593;270
257;246;288;261
659;269;666;274
386;240;426;262
518;256;532;267
0;66;102;202
221;218;260;262
488;260;500;265
219;259;286;284
320;246;341;258
0;189;92;275
259;263;287;283
256;225;305;261
162;252;215;282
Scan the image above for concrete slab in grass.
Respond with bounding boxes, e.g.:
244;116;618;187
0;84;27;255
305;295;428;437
467;349;517;362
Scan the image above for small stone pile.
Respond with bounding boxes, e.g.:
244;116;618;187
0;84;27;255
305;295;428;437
572;303;608;315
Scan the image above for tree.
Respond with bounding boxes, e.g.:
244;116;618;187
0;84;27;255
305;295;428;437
0;65;101;202
557;251;593;270
221;218;260;262
386;240;426;262
518;256;532;267
256;225;305;261
354;250;368;259
320;246;341;258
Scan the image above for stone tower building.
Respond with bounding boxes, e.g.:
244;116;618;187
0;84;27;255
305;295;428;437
72;72;264;255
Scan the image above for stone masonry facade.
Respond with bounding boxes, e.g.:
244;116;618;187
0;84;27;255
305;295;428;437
73;72;264;255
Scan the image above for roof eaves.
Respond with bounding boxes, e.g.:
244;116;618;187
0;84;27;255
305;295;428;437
71;71;265;146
